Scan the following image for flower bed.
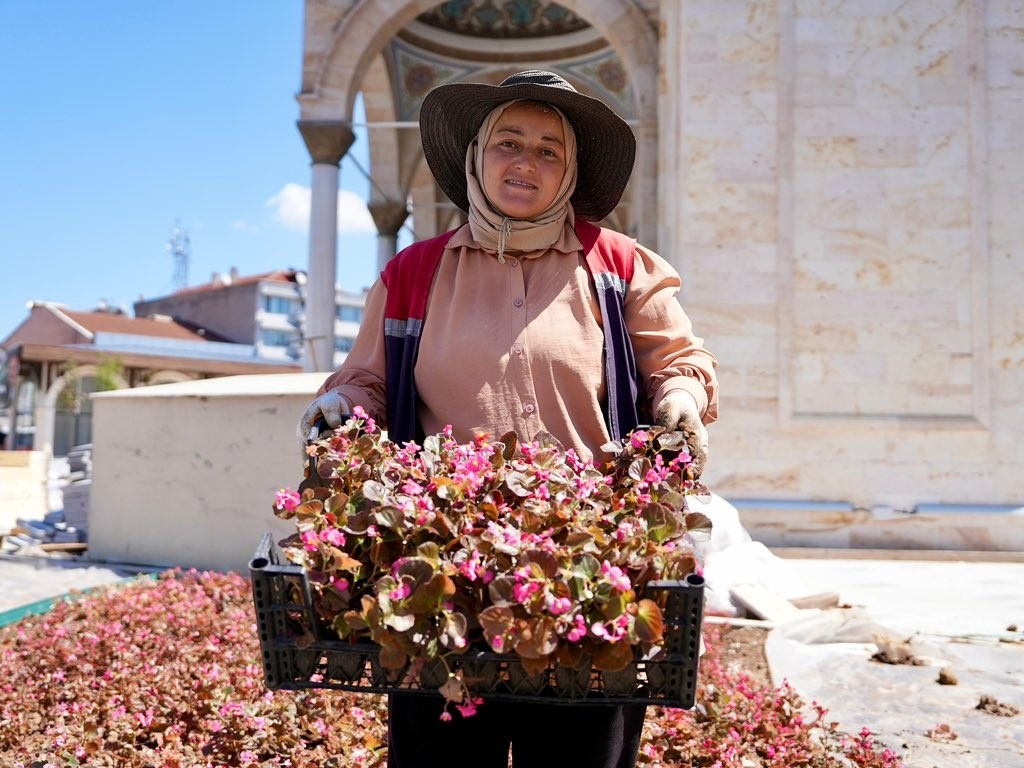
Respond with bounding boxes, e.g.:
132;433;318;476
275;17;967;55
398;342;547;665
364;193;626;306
269;410;713;707
0;572;904;767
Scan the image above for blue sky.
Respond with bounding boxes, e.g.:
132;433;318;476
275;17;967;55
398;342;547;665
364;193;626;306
0;1;388;338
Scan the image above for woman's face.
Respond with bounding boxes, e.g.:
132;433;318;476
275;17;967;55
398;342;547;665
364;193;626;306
481;102;567;220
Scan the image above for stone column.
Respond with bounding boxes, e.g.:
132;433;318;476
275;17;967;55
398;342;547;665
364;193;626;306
297;120;356;372
367;201;409;274
657;0;686;285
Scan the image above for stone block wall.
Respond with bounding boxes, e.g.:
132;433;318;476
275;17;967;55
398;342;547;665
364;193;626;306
669;0;1023;511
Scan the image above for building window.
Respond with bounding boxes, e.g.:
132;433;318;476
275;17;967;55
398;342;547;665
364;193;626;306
260;329;294;348
335;337;355;353
337;305;362;323
262;294;297;315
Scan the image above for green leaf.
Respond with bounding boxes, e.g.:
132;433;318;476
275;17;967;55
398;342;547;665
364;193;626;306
574;553;600;580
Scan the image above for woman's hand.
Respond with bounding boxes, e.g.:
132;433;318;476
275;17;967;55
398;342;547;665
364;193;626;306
296;391;351;446
654;391;709;477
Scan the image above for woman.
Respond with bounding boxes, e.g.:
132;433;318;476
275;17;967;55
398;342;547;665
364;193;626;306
299;70;718;768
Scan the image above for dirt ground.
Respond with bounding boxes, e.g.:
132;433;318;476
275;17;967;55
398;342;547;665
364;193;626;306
715;624;772;687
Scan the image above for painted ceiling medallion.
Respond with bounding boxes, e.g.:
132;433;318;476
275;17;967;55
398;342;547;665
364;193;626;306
418;0;588;39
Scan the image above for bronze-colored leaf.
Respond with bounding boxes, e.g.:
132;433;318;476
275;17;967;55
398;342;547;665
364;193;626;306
593;639;634;672
478;605;515;636
505;471;532;497
378;640;407;670
634;598;664;644
683;512;714;540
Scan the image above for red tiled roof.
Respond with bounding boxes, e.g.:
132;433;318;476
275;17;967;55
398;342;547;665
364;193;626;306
160;270;297;297
63;310;209;342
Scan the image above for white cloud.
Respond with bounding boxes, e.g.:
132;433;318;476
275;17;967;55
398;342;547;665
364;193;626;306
266;183;376;235
231;219;258;232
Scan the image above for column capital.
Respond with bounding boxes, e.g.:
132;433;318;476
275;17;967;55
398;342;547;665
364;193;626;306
367;201;410;237
297;120;356;166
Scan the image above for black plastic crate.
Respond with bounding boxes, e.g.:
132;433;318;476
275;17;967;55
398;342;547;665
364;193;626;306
250;532;704;708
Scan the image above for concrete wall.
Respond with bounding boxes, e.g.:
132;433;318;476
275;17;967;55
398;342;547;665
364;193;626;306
88;373;322;571
0;450;48;530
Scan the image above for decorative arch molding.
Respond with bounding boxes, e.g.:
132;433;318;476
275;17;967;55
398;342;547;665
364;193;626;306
145;370;197;387
300;0;660;244
302;0;658;123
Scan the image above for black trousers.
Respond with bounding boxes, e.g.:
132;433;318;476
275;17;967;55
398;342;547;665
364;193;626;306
386;693;647;768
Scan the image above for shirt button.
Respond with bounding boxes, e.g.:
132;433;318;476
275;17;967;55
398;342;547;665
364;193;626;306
524;403;535;414
513;298;524;307
512;343;523;354
509;259;520;267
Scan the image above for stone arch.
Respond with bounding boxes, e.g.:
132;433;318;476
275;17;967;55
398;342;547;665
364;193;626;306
43;365;129;411
302;0;661;244
36;365;129;456
144;370;197;387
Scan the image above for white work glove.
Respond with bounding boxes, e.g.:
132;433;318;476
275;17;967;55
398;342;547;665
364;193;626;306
297;390;351;447
654;391;709;477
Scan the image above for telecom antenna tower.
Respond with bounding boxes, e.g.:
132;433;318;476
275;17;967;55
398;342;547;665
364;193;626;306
166;221;191;291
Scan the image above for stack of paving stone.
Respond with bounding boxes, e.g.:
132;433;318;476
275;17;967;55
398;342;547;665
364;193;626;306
60;444;92;543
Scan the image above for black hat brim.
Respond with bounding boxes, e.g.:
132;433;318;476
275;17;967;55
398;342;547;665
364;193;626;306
419;77;636;222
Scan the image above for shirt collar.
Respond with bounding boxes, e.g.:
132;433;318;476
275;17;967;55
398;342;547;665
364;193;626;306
447;222;583;259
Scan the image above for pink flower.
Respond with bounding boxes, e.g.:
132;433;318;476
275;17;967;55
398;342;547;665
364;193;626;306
439;710;453;722
389;583;411;601
455;697;483;718
319;528;346;546
547;596;572;616
629;430;649;449
301;530;319;553
600;561;632;592
566;614;587;642
274;487;301;512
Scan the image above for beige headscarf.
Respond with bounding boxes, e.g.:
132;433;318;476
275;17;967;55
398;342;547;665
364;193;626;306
465;100;578;262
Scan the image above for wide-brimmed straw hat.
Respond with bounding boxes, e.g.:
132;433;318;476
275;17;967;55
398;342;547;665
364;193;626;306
419;70;636;222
